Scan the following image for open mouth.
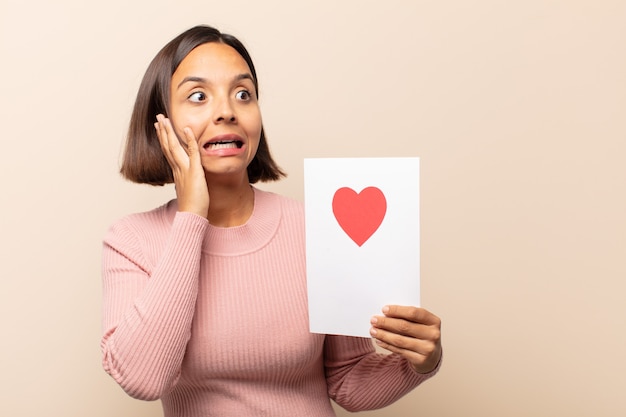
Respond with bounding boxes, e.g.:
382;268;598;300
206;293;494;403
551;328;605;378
203;140;244;150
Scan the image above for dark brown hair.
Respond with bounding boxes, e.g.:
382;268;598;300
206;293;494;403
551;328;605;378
120;25;285;185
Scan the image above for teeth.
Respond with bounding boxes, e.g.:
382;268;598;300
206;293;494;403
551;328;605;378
206;141;237;150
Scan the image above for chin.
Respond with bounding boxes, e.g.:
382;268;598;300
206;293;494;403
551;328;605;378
203;165;249;179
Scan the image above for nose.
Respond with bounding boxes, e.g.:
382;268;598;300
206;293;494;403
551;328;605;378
213;96;236;124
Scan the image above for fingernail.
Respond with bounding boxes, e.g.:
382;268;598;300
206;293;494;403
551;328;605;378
370;316;378;324
369;327;377;337
382;306;390;314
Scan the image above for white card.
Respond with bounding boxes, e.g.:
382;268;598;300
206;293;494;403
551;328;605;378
304;157;420;337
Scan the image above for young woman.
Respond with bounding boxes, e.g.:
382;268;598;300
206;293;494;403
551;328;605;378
101;25;442;416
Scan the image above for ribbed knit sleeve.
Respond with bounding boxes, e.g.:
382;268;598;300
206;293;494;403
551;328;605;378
101;190;440;416
324;335;441;411
101;209;209;400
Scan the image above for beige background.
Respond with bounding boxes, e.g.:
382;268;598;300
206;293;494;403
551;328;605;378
1;0;624;416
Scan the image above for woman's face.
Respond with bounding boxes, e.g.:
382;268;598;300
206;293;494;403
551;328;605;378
169;42;262;181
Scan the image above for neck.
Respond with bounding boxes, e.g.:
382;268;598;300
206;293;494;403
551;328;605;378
205;177;255;227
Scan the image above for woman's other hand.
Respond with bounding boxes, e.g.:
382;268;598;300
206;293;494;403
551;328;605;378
370;305;442;374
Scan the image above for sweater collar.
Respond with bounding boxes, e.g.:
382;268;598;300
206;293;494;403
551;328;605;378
199;187;281;256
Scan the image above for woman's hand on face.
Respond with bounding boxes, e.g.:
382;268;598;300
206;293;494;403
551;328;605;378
370;305;442;374
155;114;210;219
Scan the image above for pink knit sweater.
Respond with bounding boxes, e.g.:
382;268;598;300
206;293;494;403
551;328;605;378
101;187;438;416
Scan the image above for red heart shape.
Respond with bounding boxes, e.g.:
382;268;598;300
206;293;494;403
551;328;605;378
332;187;387;246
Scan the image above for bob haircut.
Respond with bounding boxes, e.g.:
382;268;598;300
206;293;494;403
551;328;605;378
120;25;285;185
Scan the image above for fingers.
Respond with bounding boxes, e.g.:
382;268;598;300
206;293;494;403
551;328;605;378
370;305;442;373
382;305;441;326
373;332;438;362
370;315;439;350
374;335;441;374
154;115;210;218
372;306;440;338
155;114;189;168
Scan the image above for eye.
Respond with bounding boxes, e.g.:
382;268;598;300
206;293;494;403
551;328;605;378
235;89;251;101
188;91;206;103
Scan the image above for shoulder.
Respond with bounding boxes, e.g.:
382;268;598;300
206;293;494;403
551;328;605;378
103;201;177;251
104;200;209;270
107;201;175;234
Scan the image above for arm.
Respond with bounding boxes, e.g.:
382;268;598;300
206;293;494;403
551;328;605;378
324;335;441;412
100;212;208;400
101;114;210;399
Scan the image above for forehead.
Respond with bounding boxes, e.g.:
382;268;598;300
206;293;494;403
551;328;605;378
173;42;252;81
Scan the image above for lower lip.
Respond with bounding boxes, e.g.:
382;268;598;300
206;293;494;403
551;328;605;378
202;144;246;157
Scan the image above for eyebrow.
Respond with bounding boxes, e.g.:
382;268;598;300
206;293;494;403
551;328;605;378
176;73;255;89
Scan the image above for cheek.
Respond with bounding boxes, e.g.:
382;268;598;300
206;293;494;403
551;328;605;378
251;125;262;153
249;110;263;142
171;114;202;141
246;129;262;163
169;123;189;144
